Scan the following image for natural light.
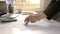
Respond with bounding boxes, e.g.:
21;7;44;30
28;0;40;4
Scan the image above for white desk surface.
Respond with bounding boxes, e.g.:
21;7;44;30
0;14;60;34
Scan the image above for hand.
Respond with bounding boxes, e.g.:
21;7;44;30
24;13;47;26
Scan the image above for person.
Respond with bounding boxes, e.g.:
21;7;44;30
24;0;60;26
8;4;13;13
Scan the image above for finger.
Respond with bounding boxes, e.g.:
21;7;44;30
25;21;29;26
24;17;30;26
24;17;30;22
31;19;36;23
24;20;29;26
31;21;36;23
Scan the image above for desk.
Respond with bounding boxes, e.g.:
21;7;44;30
0;14;60;34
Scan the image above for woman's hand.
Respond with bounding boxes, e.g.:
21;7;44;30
24;13;47;26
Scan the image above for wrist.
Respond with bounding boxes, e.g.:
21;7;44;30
38;12;47;19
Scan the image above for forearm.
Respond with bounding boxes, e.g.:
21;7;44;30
43;1;60;20
35;12;47;19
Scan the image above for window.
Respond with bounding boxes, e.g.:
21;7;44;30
13;0;40;10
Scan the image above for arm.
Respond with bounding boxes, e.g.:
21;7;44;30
24;0;60;26
44;0;60;20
